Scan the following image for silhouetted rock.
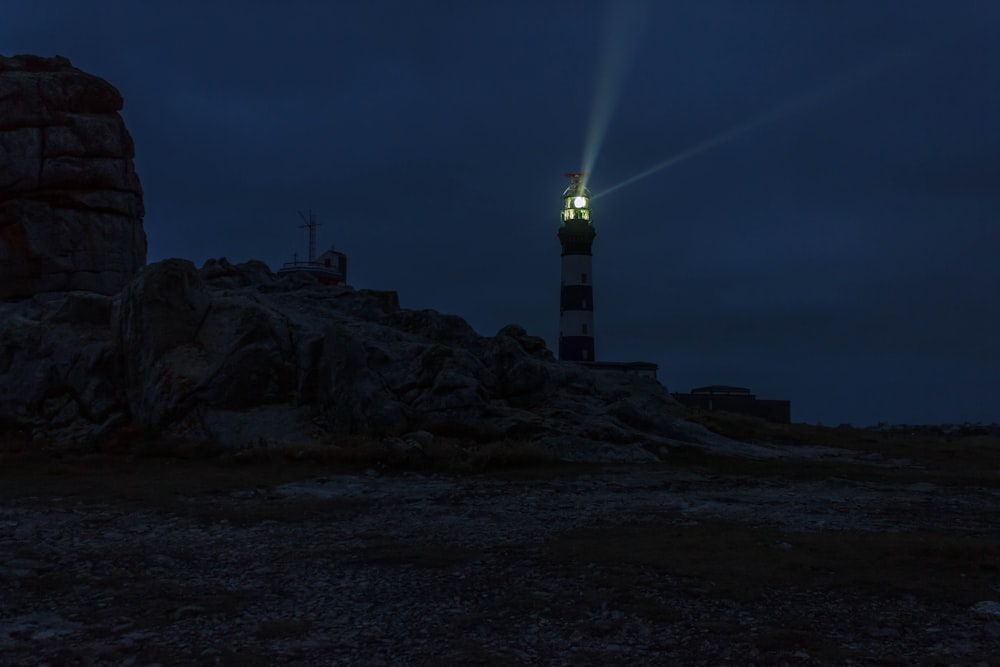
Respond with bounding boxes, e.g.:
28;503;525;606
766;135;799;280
0;292;126;443
0;57;726;459
197;257;275;289
0;256;742;460
0;54;145;299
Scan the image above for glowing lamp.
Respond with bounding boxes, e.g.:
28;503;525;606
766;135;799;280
560;172;593;223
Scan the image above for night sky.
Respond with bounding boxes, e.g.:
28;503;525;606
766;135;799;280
7;1;999;426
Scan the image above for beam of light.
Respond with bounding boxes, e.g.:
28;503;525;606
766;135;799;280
593;54;906;200
580;0;648;189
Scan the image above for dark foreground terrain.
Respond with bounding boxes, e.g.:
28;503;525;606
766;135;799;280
2;420;1000;666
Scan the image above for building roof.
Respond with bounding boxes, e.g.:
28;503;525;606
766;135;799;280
581;361;659;371
690;385;751;395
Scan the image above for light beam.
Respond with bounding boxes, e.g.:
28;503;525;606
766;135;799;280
580;0;648;188
593;54;905;200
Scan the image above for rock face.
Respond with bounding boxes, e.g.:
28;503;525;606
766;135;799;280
0;54;146;299
0;258;756;462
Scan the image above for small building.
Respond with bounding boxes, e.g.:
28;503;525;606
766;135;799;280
276;211;348;285
671;385;791;423
278;247;347;285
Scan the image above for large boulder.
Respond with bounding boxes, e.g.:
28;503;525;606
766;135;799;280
114;259;214;429
0;54;146;299
0;292;127;443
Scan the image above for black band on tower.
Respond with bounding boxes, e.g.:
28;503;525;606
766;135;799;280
559;336;594;361
560;284;594;312
557;224;596;256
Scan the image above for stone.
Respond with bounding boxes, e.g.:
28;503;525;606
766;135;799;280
3;252;768;459
402;430;434;445
198;257;275;289
0;54;145;299
971;601;1000;618
496;323;527;338
315;322;406;434
48;292;113;325
114;259;211;428
496;322;553;360
0;294;126;443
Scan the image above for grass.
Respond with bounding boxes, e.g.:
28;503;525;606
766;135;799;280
0;426;569;508
222;435;563;473
5;412;1000;511
547;517;1000;606
357;540;483;568
5;417;1000;664
671;406;1000;482
253;618;313;641
7;406;999;485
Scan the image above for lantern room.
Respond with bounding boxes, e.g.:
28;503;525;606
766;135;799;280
561;172;592;223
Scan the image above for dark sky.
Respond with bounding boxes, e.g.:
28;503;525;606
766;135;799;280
7;1;999;426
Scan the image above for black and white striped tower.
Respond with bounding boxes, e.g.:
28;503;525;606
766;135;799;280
558;172;596;361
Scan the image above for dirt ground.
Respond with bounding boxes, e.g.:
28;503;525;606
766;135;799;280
2;423;999;665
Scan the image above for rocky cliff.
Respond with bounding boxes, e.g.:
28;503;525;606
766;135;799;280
0;54;146;299
0;258;751;461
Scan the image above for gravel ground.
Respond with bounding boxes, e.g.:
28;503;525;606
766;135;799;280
2;460;1000;666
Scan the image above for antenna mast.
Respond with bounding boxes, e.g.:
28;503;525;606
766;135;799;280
298;210;321;262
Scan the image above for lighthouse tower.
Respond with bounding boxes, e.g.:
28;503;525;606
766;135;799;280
558;172;596;361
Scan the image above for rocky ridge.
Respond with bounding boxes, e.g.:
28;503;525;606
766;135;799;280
1;257;751;461
0;54;146;299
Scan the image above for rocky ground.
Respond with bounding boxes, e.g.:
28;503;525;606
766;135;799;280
2;430;1000;666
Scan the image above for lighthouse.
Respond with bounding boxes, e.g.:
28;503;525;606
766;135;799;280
558;172;596;361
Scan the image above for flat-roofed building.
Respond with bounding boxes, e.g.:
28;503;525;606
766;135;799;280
671;385;791;423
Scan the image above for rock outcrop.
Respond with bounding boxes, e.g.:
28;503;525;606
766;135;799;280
0;258;751;462
0;54;146;299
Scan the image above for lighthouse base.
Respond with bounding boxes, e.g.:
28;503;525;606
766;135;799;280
559;335;594;362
